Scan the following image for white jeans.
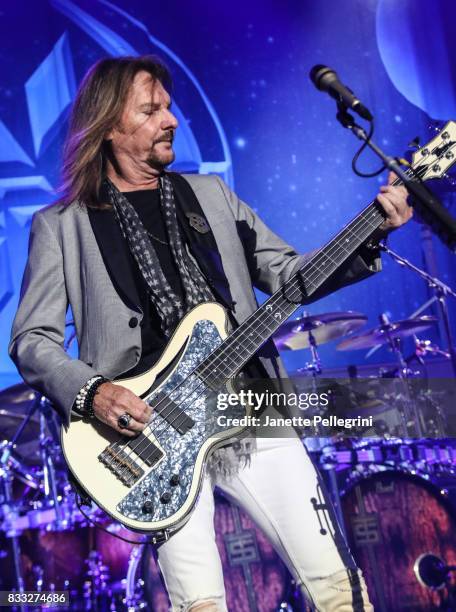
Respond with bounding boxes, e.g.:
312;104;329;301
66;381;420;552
156;435;373;612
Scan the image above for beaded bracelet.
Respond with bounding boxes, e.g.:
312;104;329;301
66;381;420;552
74;375;109;419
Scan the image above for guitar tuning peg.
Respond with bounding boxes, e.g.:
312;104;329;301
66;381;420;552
408;136;420;149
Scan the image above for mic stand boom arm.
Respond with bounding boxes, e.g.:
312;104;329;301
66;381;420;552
336;107;456;252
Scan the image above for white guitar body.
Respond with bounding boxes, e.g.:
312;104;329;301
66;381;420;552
61;302;249;537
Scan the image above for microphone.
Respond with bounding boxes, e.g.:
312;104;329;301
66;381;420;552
309;65;373;121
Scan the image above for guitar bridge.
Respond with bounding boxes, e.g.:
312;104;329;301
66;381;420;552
98;446;144;486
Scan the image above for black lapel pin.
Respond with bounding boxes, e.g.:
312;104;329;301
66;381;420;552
186;212;211;234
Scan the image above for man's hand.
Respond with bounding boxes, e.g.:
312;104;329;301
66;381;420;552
376;171;413;233
93;381;153;436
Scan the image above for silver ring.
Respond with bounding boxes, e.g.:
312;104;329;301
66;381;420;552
117;413;132;429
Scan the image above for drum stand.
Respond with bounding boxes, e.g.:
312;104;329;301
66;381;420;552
297;320;347;537
377;243;456;437
0;393;65;592
0;464;25;593
379;242;456;377
379;313;425;438
37;398;66;528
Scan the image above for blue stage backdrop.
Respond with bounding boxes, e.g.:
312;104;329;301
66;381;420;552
1;0;455;387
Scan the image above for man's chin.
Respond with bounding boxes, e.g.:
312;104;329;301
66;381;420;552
147;151;175;170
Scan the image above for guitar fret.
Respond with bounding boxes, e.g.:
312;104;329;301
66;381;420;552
205;297;300;379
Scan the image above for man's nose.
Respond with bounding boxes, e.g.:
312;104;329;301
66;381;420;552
162;108;178;130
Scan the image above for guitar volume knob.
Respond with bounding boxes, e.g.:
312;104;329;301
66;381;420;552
160;491;172;504
142;500;154;514
170;474;180;486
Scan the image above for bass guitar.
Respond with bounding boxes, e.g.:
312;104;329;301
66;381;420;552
62;122;456;538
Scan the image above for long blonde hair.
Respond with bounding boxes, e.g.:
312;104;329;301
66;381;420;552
60;56;171;208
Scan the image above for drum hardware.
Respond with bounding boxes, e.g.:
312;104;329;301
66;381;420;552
0;385;68;526
28;396;68;531
337;314;438;353
0;442;39;492
274;310;368;381
273;310;367;354
378;242;456;377
0;463;25;592
273;310;369;415
317;439;456;479
416;388;450;438
82;550;115;611
274;311;369;537
0;386;74;592
338;313;441;437
414;336;451;361
341;468;456;611
123;541;148;610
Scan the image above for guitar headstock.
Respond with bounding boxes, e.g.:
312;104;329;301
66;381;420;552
411;121;456;181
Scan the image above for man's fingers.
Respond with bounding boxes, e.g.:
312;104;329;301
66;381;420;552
387;171;397;185
109;409;146;435
377;194;402;226
126;399;153;424
112;386;152;424
377;179;413;231
116;425;136;437
380;185;408;206
93;382;152;434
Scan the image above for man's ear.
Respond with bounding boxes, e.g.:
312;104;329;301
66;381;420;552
104;123;118;141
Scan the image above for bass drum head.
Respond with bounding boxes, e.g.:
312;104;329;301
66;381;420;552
342;470;456;612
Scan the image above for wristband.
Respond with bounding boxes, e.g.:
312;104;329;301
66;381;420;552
74;375;109;419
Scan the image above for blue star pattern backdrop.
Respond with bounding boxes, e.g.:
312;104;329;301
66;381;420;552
1;0;455;387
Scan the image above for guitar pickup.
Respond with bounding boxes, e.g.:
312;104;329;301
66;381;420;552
126;432;164;467
152;392;195;434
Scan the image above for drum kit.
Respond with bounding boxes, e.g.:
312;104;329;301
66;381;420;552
273;307;456;611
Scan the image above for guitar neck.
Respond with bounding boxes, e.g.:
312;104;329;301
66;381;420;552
197;171;416;383
196;202;384;384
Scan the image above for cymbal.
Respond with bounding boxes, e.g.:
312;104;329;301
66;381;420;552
273;311;367;351
337;315;438;351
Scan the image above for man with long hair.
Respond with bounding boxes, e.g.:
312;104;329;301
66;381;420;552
10;56;411;611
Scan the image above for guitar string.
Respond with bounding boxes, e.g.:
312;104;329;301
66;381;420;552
110;206;382;480
111;170;418;480
112;169;418;478
128;212;383;471
111;195;392;478
112;162;436;478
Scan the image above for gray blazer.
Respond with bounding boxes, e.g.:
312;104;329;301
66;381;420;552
9;174;380;424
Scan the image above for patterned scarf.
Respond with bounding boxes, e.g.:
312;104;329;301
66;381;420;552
105;174;214;336
104;173;255;477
